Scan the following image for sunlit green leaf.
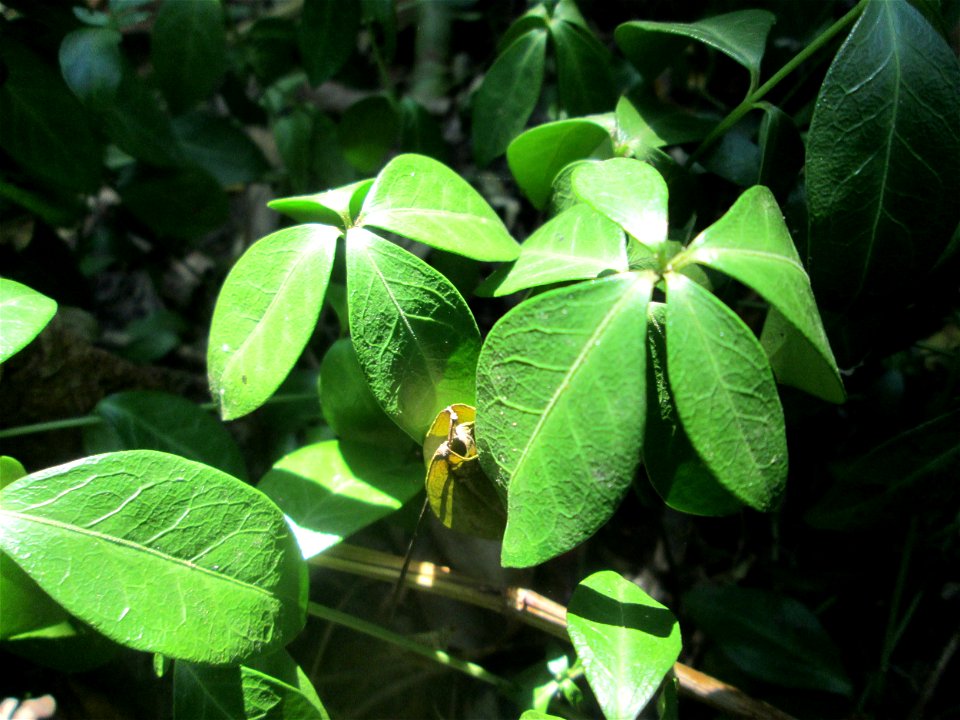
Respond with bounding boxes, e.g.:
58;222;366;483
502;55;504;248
508;120;612;209
0;451;307;664
472;28;548;167
674;186;844;403
665;273;786;511
346;228;482;441
209;225;339;420
572;158;669;250
567;571;681;720
259;440;421;559
357;154;519;261
478;204;627;297
476;272;654;567
0;279;57;364
269;179;374;227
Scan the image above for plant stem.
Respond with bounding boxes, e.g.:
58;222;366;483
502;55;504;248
688;0;868;165
306;601;515;692
0;392;318;440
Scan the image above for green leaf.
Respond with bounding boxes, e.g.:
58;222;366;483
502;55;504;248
508;119;612;209
1;551;69;641
0;279;57;363
357;154;519;261
756;103;804;201
174;650;329;720
478;204;627;297
472;28;548;167
520;712;564;720
346;228;481;441
59;27;123;108
476;272;654;567
208;225;339;420
340;95;401;173
616;10;776;91
84;391;247;479
665;273;786;511
0;451;307;664
172;112;270;187
567;571;681;720
675;186;844;403
0;456;27;489
151;0;227;113
615;96;716;153
120;167;228;241
550;19;616;117
684;585;851;696
806;0;960;307
259;440;421;559
643;303;743;516
0;39;102;192
319;339;412;450
268;179;374;227
98;70;185;166
572;158;669;250
299;0;361;86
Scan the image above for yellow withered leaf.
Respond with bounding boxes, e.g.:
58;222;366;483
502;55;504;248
422;404;505;540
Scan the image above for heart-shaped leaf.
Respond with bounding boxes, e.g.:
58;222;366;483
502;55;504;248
567;571;681;720
208;224;338;420
476;272;654;567
357;154;519;261
0;451;307;664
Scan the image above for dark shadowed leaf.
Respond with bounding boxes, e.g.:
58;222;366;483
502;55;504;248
299;0;360;86
172;112;270;187
120;167;228;241
550;19;616;116
59;27;123;108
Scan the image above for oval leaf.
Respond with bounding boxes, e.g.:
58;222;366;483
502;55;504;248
59;27;123;108
0;279;57;363
806;0;960;307
665;273;786;511
85;391;247;479
356;154;519;261
572;158;669;250
0;451;307;664
258;440;421;559
151;0;227;113
507;120;612;209
346;228;482;441
299;0;361;86
209;224;338;420
550;19;616;117
478;203;627;297
675;186;844;403
472;28;548;167
476;272;654;567
567;571;681;720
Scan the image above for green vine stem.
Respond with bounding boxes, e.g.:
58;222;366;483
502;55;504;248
688;0;868;166
0;393;319;440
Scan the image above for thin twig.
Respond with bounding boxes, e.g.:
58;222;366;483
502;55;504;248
311;543;798;720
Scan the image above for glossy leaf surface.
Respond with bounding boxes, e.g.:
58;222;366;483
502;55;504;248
346;228;482;441
0;279;57;363
478;204;627;297
665;273;786;511
508;120;612;209
357;154;519;261
473;29;548;166
567;571;681;720
806;0;960;307
476;273;654;567
684;585;851;696
151;0;227;113
174;650;329;720
258;440;421;559
209;224;338;420
675;186;844;403
572;159;669;250
643;304;742;516
616;10;776;90
0;451;306;664
59;28;123;108
85;391;247;479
